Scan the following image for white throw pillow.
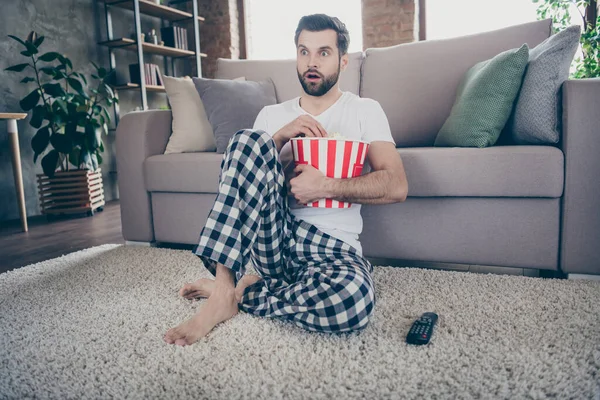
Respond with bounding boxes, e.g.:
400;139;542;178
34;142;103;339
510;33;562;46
162;75;247;154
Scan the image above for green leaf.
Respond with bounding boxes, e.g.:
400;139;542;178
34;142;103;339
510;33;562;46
53;70;67;80
98;67;107;78
25;41;38;55
20;88;40;111
99;140;105;153
69;147;81;168
31;126;51;156
33;35;45;48
85;123;100;149
39;66;56;76
20;77;35;83
42;82;64;97
67;77;84;96
41;149;60;177
50;132;73;154
58;55;73;70
5;63;30;72
96;152;103;166
8;34;27;47
20;50;33;57
39;51;61;62
30;105;46;128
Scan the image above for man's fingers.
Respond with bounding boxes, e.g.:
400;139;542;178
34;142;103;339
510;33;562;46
315;122;327;137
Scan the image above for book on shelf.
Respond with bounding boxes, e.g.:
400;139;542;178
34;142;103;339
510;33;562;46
129;63;164;87
160;26;188;49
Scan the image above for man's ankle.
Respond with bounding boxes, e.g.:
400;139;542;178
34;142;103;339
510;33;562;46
215;262;236;290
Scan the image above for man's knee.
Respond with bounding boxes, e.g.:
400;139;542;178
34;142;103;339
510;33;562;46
322;272;376;333
227;129;274;152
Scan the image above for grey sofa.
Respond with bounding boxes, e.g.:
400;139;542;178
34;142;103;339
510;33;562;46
116;19;600;277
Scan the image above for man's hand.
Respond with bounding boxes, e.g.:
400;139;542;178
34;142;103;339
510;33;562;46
273;115;328;152
289;164;327;205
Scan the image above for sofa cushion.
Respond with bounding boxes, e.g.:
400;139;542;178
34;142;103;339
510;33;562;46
162;75;217;154
434;44;530;148
508;25;581;145
401;145;563;198
192;77;277;154
215;52;363;102
360;19;552;147
144;145;563;198
144;153;223;193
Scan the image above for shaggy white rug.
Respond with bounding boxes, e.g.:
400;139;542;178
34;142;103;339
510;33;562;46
0;244;599;399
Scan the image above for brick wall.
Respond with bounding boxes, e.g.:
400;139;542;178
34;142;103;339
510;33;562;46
190;0;242;78
362;0;417;49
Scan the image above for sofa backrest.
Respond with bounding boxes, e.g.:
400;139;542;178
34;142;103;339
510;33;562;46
216;52;364;103
360;19;552;147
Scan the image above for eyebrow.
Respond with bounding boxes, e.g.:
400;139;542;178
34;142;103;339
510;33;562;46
298;45;334;51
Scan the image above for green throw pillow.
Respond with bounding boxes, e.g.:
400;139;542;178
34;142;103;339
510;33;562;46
434;44;530;148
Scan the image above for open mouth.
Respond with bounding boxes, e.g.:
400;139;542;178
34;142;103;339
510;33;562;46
305;72;321;82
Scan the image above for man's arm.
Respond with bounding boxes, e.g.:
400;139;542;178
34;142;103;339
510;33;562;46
291;141;408;205
322;141;408;204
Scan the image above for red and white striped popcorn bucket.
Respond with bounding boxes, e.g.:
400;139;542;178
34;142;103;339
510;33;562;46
290;137;369;208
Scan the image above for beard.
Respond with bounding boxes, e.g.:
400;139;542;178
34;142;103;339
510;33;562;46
297;61;341;97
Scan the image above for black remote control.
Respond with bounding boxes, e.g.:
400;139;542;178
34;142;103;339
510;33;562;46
406;312;438;345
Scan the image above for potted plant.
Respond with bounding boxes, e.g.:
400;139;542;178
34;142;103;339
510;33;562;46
4;31;118;217
533;0;599;78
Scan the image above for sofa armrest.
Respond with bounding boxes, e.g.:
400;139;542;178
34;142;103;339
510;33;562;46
116;110;172;242
560;78;600;275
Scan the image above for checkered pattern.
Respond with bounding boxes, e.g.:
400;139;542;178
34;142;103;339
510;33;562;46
194;129;376;333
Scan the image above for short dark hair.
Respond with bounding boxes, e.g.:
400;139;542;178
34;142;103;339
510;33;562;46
294;14;350;56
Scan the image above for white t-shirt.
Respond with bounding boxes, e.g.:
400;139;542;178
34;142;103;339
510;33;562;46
252;91;395;255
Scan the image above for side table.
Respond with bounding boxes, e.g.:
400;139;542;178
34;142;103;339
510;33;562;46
1;113;28;232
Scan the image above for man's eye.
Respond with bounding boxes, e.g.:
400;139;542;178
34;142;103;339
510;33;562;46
321;51;329;56
301;50;308;55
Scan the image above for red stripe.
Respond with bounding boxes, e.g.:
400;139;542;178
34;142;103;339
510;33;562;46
327;140;336;178
297;140;304;163
357;142;365;166
311;139;319;170
342;141;352;179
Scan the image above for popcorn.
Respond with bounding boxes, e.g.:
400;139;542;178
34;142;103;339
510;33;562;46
328;132;345;139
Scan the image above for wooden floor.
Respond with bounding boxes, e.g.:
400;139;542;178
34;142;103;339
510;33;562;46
0;200;125;274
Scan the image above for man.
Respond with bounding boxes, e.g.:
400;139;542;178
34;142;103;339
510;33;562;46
164;14;408;346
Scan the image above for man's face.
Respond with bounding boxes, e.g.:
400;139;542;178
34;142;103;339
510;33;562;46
296;29;346;97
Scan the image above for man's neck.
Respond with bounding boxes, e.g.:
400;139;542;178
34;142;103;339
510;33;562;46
299;87;343;116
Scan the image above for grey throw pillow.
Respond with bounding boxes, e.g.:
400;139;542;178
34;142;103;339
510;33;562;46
192;77;277;153
508;25;581;144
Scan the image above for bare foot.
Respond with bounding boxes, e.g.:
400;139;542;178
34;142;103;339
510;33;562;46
179;278;216;299
179;275;263;302
164;288;239;346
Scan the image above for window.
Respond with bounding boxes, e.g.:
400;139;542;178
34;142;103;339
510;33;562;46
426;0;540;40
244;0;363;60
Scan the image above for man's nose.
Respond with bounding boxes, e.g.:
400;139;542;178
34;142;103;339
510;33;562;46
307;55;320;69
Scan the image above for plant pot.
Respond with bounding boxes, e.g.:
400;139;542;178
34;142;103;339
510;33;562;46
36;168;105;218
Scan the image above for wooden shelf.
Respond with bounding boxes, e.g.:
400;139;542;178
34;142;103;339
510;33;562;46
112;83;166;92
99;37;206;58
99;0;205;22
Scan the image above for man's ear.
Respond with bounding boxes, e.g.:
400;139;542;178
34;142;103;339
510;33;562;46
340;54;349;71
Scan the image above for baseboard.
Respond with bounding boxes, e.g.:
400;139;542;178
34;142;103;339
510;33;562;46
125;241;156;247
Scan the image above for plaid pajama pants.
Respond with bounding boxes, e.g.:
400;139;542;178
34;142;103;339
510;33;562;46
193;129;376;333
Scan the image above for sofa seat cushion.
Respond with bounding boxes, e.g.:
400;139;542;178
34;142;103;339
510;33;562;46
145;153;223;193
145;145;564;198
400;145;563;198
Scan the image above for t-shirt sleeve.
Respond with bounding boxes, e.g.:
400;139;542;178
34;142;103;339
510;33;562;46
253;106;269;133
360;99;396;146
